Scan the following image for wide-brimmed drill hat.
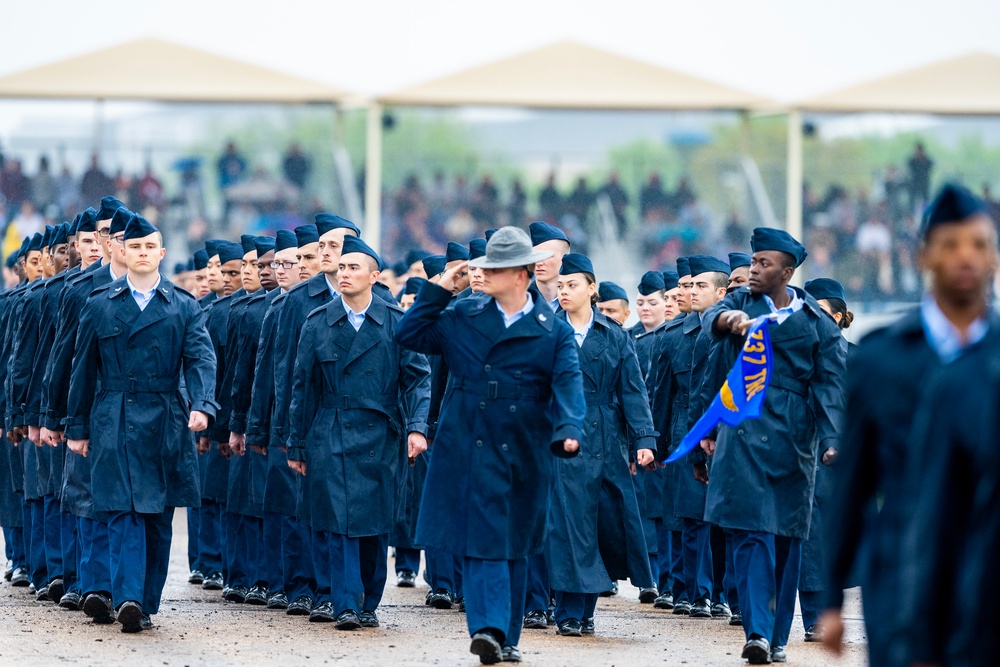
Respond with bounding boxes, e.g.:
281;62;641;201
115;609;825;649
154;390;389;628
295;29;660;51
469;226;551;269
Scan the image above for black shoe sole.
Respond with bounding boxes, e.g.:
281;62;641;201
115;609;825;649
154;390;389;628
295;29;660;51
83;596;113;621
742;644;771;664
287;606;311;616
638;591;658;604
470;635;502;665
308;614;335;623
690;610;712;618
117;604;143;633
429;597;453;610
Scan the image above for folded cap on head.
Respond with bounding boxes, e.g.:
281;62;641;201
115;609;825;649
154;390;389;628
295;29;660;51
598;281;628;304
469;226;551;269
193;249;209;271
76;208;99;234
341;235;382;270
405;248;431;267
676;257;690;278
484;229;499;241
921;183;989;240
275;229;297;253
529;221;569;247
109;208;132;236
804;277;846;303
253;236;275;258
750;227;807;268
469;238;487;261
68;213;82;237
97;195;126;221
293;224;319;247
173;262;188;275
559;252;594;276
662;270;679;291
17;236;31;258
240;234;257;254
123;214;159;240
27;233;44;253
50;222;70;247
638;270;665;295
445;241;470;264
315;213;360;238
404;277;427;295
217;242;245;264
41;224;55;248
422;255;446;278
728;252;752;271
204;239;226;259
688;255;731;277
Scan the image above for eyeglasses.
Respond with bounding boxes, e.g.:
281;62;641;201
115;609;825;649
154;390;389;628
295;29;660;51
97;229;111;238
269;261;298;269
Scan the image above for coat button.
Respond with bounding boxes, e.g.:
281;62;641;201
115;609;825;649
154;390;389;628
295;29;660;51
484;364;491;372
365;370;373;376
368;424;374;430
509;406;516;413
127;399;133;405
592;421;598;428
476;440;483;447
596;454;602;460
479;402;486;409
345;370;351;376
501;443;508;451
333;353;339;360
113;327;119;332
128;426;134;432
738;429;745;436
514;371;521;379
369;451;375;457
761;436;768;443
345;424;352;430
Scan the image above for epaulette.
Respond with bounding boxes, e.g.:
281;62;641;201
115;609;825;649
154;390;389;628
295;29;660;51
173;285;197;300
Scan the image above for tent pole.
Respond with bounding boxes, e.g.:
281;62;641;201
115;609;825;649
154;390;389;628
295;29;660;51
364;102;383;254
786;109;804;286
331;104;364;224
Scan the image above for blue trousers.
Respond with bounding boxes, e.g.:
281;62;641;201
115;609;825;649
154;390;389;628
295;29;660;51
669;530;685;599
731;530;802;648
42;495;63;585
464;557;527;647
26;498;47;587
198;500;223;577
4;526;26;569
725;531;740;613
314;532;388;614
395;547;421;575
523;551;549;613
78;517;112;596
262;513;284;593
554;591;599;623
225;513;263;588
107;509;174;614
186;507;201;572
281;515;314;600
427;549;463;597
681;518;713;602
799;589;823;631
60;511;79;593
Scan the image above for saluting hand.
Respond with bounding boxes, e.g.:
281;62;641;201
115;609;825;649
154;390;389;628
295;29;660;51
436;260;469;293
188;410;209;432
288;460;307;477
67;439;89;458
407;432;428;462
563;438;580;454
229;432;247;457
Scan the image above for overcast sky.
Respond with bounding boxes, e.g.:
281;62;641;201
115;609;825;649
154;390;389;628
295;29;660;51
2;0;998;101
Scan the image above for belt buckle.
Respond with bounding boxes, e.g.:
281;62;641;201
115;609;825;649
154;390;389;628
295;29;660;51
487;381;498;400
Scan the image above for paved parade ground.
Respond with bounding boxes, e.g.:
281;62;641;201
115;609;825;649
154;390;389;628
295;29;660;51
0;510;868;667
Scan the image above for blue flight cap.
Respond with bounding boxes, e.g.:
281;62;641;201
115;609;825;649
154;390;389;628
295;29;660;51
240;234;257;254
404;277;427;295
186;258;196;272
751;227;808;268
275;229;297;252
293;224;319;247
392;261;409;276
97;195;126;221
77;208;99;233
422;255;446;278
445;241;470;264
253;236;276;258
598;281;628;304
638;270;665;295
68;213;82;237
559;252;594;276
341;235;382;270
217;242;244;264
662;270;679;291
41;224;55;248
405;248;431;267
315;213;361;238
484;229;498;241
123;214;159;240
921;183;989;240
804;278;846;303
193;249;209;270
469;238;487;261
109;208;132;236
676;257;690;278
4;253;16;269
50;223;70;247
729;252;752;271
688;255;731;277
529;221;569;247
204;239;226;259
16;236;30;259
173;262;188;275
27;233;44;253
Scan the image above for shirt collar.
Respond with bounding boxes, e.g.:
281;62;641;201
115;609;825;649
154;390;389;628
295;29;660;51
920;294;989;364
496;291;534;328
571;310;595;346
108;263;120;281
325;274;339;297
763;286;804;325
125;274;160;297
344;294;373;319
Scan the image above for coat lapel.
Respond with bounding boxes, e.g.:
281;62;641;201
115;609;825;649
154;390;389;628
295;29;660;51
128;278;175;338
343;297;387;367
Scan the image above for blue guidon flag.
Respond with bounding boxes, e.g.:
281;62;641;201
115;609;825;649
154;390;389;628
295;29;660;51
666;316;774;463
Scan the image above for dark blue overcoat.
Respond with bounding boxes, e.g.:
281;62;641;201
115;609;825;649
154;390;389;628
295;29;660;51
287;295;430;536
395;282;586;560
199;291;235;502
64;275;219;514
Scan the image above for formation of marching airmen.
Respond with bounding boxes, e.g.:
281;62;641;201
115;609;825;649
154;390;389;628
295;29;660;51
0;182;997;666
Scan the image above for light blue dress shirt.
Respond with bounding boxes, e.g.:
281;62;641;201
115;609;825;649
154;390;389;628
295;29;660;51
126;275;160;312
571;310;595;347
764;287;804;325
325;275;339;298
344;296;372;332
920;295;989;364
497;292;534;328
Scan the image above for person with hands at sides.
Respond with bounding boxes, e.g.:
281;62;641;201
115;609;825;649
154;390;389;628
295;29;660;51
286;235;430;631
546;253;657;638
396;226;586;665
64;214;218;633
700;228;846;665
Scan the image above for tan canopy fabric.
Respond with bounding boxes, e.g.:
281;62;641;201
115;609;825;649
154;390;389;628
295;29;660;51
797;52;1000;114
381;40;770;111
0;38;351;103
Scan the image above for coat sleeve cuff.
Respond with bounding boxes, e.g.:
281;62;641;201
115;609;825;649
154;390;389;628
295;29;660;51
286;444;307;462
190;397;220;419
406;421;429;437
550;425;583;458
229;412;247;435
63;420;89;441
633;436;656;453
